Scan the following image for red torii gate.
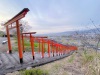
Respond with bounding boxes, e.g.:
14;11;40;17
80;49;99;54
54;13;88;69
22;32;36;60
4;8;29;63
22;34;48;58
4;8;78;64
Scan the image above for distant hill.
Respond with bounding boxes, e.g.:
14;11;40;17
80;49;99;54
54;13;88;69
59;28;100;36
38;28;100;36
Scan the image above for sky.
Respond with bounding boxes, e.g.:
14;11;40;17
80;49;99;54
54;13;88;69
0;0;100;34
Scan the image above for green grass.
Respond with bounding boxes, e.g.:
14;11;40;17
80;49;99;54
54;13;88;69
53;63;62;70
24;41;38;48
81;50;95;65
86;60;100;75
13;37;50;52
14;38;38;48
20;68;49;75
68;54;74;63
89;65;97;75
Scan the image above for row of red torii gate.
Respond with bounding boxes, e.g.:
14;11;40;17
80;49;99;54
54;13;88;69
4;8;77;64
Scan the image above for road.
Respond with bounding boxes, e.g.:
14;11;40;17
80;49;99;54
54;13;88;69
0;37;7;52
0;37;7;44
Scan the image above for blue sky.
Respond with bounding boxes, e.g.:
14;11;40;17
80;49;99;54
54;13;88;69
0;0;100;34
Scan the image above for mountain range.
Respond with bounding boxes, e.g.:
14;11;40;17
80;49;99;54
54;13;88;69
38;28;100;36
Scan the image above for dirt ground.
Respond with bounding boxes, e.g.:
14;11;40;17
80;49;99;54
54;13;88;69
36;47;100;75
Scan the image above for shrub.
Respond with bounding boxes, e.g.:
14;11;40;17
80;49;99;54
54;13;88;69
20;68;49;75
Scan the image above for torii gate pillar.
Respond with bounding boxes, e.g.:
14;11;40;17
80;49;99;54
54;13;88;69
16;20;23;63
6;25;12;53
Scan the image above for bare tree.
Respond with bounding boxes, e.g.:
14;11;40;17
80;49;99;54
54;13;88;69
19;20;32;33
90;19;100;49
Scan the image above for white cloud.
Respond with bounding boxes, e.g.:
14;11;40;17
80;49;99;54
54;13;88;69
0;0;100;34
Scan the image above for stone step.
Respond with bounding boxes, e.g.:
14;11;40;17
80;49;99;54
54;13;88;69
0;51;74;75
0;53;14;69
